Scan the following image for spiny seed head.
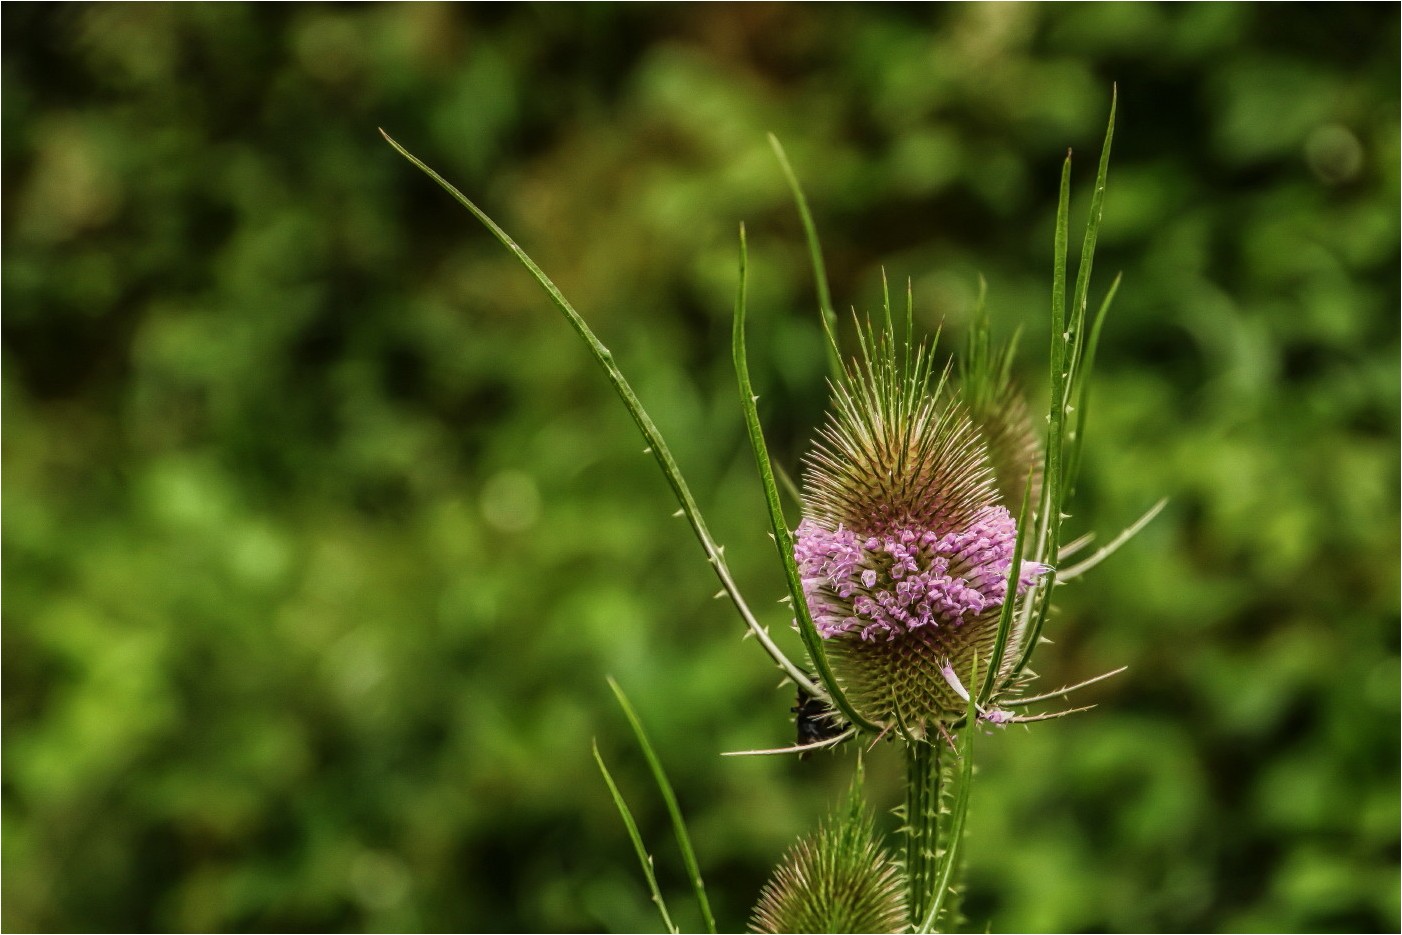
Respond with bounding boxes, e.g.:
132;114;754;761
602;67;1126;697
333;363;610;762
796;328;1046;735
749;799;906;934
965;382;1042;513
957;321;1044;514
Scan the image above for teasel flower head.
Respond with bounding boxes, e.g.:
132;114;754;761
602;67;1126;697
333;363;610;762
794;324;1047;737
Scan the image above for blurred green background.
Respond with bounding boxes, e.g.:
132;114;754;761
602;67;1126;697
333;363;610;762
4;4;1398;932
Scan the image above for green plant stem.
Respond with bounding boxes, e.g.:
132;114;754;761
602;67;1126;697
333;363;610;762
905;739;941;929
918;717;976;934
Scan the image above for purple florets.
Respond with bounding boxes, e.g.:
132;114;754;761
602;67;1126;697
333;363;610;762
794;507;1048;642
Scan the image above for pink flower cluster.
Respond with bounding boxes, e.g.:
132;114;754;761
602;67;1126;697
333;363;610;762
794;507;1048;642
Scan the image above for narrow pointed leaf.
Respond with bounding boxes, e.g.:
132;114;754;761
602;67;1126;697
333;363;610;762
767;133;844;382
1069;86;1117;350
1006;666;1128;707
607;678;716;934
1059;497;1166;581
1065;271;1122;499
593;741;679;934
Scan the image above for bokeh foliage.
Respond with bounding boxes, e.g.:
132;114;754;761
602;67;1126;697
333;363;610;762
4;4;1398;932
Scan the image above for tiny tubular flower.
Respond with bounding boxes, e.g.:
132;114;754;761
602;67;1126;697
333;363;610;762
796;510;1048;643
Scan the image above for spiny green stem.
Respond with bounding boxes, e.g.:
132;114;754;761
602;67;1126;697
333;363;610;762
905;739;941;929
918;716;976;934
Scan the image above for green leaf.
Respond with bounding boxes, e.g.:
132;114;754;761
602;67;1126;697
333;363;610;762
768;133;844;383
593;741;679;934
1062;89;1117;502
1036;150;1073;566
607;677;716;935
1014;91;1117;680
1059;495;1167;581
1065;272;1122;501
1068;86;1118;357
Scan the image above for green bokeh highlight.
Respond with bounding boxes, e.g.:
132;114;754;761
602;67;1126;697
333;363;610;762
4;5;1397;932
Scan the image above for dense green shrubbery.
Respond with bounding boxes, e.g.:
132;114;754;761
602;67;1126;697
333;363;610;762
4;5;1397;932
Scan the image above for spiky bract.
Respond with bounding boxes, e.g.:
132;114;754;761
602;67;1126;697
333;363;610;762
749;800;906;934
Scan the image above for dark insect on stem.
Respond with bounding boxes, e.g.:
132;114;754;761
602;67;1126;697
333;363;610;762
793;684;850;757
